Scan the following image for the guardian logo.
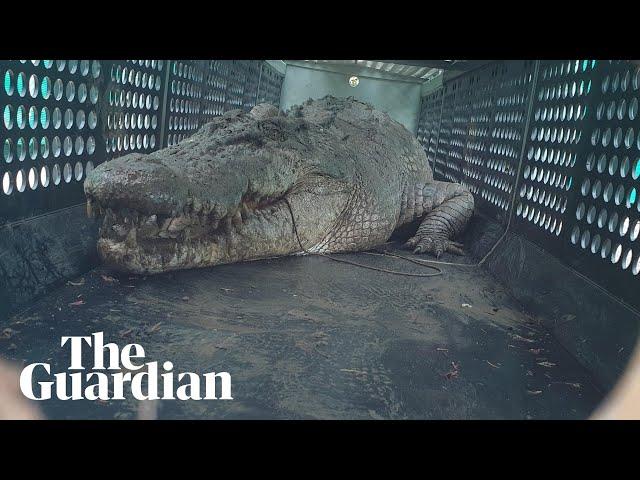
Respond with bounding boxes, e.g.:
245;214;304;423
19;332;233;401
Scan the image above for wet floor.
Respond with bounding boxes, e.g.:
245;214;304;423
0;246;604;419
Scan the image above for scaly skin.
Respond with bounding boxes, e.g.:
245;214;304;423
84;96;474;274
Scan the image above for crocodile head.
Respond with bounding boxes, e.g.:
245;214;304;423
84;103;352;274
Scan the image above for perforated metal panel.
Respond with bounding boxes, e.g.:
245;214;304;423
509;59;640;309
201;60;263;124
566;61;640;294
0;60;284;225
418;59;640;309
1;60;104;223
434;80;462;183
515;60;594;244
241;61;261;110
416;89;442;168
165;60;205;147
103;60;164;157
457;71;493;202
164;60;271;147
257;62;284;107
223;60;246;113
421;61;534;223
484;61;535;220
201;60;230;120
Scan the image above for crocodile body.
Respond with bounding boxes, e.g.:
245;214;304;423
85;96;474;274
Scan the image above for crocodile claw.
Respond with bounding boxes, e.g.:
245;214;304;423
406;235;466;258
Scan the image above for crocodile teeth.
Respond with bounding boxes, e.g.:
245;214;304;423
223;216;233;233
241;203;251;220
86;199;95;219
160;218;173;232
167;216;189;233
125;227;137;247
112;224;128;238
232;210;243;229
139;215;160;237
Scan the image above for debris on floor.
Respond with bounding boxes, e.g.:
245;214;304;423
444;361;460;380
537;361;557;368
0;253;603;419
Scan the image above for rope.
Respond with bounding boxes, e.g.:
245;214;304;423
282;198;442;278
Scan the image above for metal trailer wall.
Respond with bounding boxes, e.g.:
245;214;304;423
0;60;284;319
417;60;640;315
279;63;422;134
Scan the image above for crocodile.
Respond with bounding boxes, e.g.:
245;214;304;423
84;96;474;274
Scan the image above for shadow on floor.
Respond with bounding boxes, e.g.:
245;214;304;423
0;246;603;419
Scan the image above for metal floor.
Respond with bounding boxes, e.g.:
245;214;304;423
0;246;603;419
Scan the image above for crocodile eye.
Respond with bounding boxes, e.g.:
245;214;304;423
348;76;359;88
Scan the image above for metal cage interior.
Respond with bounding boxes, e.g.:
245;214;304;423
0;59;638;420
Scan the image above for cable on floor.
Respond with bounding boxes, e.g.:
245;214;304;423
283;198;442;277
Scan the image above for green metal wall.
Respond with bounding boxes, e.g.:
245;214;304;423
279;63;422;134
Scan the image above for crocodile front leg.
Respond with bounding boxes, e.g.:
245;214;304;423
403;181;474;257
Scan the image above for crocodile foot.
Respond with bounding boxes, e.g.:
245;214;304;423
403;236;465;258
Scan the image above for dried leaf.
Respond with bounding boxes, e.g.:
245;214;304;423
551;381;582;389
68;300;85;307
119;328;133;338
340;369;368;376
101;275;119;284
443;361;460;379
510;333;536;343
444;370;459;380
0;328;17;339
147;322;162;333
537;361;556;368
